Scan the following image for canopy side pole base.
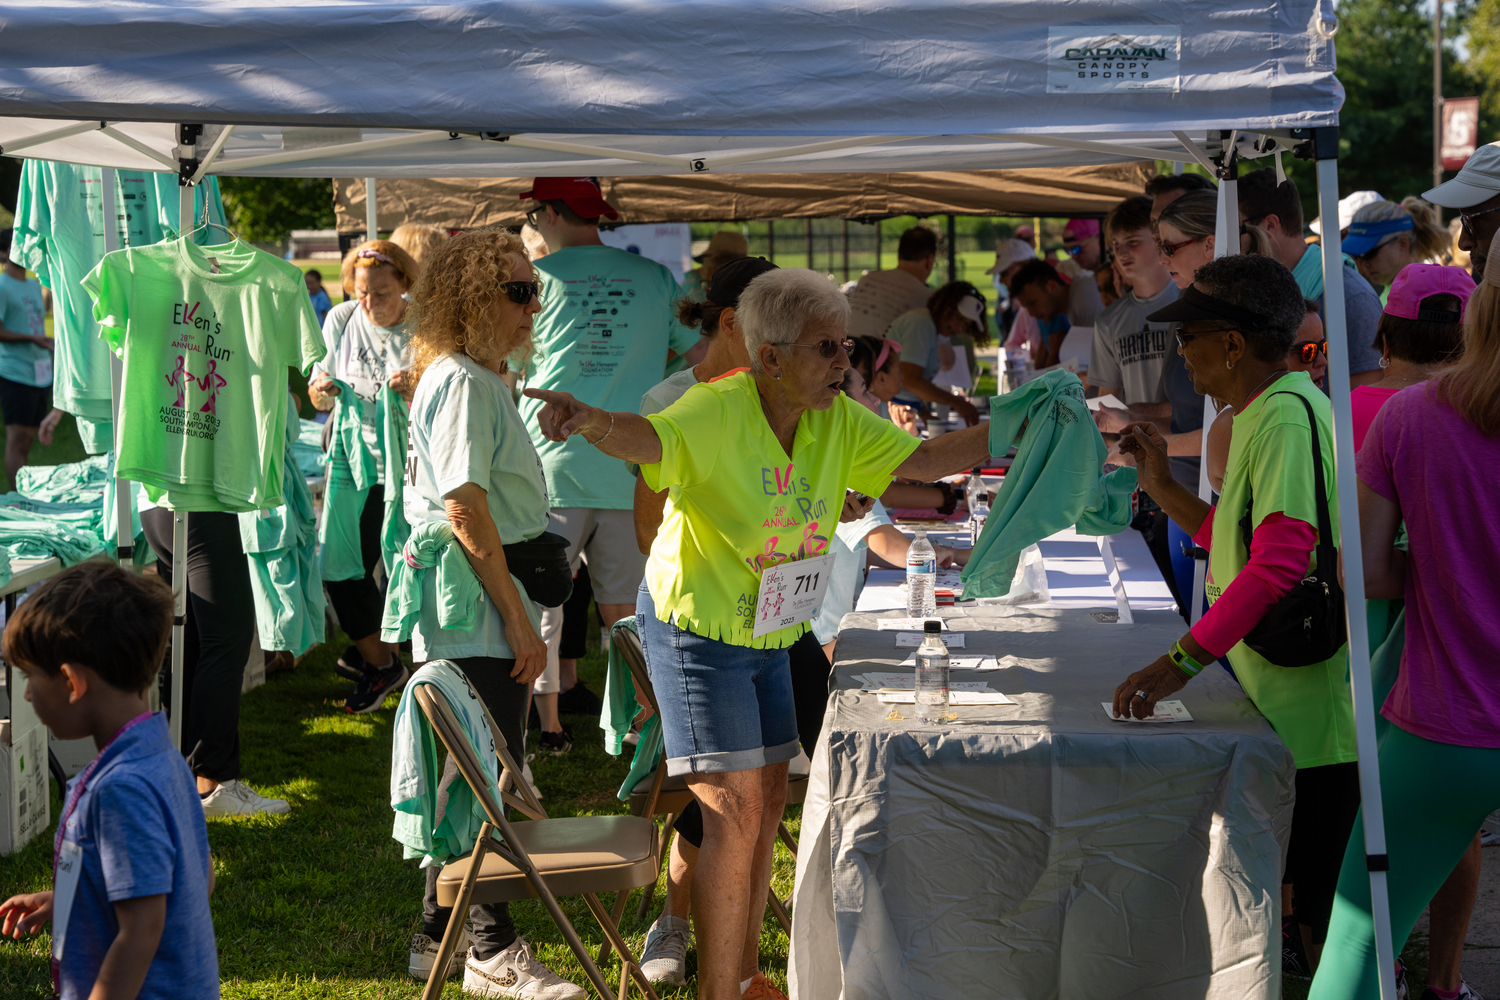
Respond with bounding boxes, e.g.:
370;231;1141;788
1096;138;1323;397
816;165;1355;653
1313;137;1396;1000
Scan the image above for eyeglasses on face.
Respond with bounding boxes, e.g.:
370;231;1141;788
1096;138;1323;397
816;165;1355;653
776;337;855;359
501;280;542;305
525;207;543;229
1156;236;1203;258
1174;327;1234;349
1459;204;1500;232
1293;340;1328;363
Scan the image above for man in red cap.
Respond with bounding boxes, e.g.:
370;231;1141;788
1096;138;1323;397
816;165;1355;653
517;177;700;753
1061;218;1103;271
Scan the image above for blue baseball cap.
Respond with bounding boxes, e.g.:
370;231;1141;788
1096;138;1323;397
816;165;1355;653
1342;215;1415;256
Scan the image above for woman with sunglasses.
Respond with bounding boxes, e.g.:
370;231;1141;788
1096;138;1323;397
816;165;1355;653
307;239;421;712
397;228;591;998
1342;198;1450;298
1112;253;1360;976
526;267;994;1000
1155;190;1273;290
1286;301;1329;388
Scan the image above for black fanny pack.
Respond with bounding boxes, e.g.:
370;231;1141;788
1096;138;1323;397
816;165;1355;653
1237;391;1347;667
503;531;574;608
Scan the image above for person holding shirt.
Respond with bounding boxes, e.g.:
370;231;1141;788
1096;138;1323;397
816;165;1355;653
1308;239;1500;1000
400;228;587;999
518;177;700;753
1111;254;1358;973
527;268;994;1000
0;229;53;486
308;240;420;713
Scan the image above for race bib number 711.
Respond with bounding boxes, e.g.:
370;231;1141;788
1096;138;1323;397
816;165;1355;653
751;552;836;638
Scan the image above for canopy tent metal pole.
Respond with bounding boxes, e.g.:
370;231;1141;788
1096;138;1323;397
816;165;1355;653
365;178;377;241
101;169;135;572
1312;128;1397;1000
0;119;110;156
167;128;197;752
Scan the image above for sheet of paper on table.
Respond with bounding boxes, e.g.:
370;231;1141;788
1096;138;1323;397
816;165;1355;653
897;654;995;670
878;690;1016;705
856;673;1000;690
877;617;955;632
1101;700;1194;723
893;632;966;647
1085;393;1128;413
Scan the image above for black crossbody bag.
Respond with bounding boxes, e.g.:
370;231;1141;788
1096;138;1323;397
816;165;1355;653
502;531;575;608
1237;391;1347;667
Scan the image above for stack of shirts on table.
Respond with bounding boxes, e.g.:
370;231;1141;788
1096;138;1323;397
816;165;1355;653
9;455;152;565
0;502;103;565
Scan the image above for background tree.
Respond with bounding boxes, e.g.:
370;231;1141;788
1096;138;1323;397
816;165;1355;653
218;177;336;242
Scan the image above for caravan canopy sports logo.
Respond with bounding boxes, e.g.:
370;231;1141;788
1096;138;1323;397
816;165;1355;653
1047;26;1181;94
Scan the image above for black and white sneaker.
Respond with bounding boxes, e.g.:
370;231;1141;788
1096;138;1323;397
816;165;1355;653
1281;915;1311;979
334;644;367;681
344;661;409;714
538;728;572;756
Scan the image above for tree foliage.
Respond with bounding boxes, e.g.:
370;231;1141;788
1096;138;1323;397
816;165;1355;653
218;177;336;243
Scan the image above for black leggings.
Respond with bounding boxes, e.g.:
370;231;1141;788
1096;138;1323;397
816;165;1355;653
325;485;386;643
674;629;831;850
1284;760;1362;944
141;508;254;783
421;655;531;961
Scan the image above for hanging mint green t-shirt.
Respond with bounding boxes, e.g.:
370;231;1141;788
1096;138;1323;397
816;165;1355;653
82;238;324;512
517;245;700;510
0;272;52;388
13;160;227;422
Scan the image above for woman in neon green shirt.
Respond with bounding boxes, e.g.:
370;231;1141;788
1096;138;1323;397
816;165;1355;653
526;267;993;1000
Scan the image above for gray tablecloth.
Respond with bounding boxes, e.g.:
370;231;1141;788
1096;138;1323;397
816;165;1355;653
789;606;1295;1000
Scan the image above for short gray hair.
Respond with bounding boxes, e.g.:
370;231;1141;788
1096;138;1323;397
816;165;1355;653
737;268;851;373
1191;254;1303;362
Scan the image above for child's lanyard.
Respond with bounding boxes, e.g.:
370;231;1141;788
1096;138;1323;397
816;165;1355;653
50;710;155;986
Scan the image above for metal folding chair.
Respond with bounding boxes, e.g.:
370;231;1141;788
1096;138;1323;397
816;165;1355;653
606;626;808;944
411;682;662;1000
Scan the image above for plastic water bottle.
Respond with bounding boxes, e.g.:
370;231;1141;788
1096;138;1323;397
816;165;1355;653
970;491;990;547
905;529;937;617
965;468;984;511
914;620;950;724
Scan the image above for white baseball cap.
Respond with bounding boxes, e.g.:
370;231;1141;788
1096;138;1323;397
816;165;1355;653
986;237;1035;275
1425;141;1500;208
1309;189;1383;235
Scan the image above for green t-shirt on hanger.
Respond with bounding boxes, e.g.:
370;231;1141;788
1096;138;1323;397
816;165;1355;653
82;238;324;512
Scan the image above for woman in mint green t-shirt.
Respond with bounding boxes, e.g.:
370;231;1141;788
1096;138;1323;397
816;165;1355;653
525;267;995;999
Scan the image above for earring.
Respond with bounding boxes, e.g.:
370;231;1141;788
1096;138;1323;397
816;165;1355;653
773;373;782;380
1226;359;1234;370
1379;357;1389;369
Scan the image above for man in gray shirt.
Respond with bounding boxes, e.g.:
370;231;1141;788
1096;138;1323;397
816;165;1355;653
1090;196;1177;413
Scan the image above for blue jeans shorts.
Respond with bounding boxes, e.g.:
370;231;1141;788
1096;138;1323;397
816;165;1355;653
636;582;801;776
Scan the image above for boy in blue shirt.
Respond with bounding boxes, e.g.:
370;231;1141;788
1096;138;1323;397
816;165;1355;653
0;562;218;999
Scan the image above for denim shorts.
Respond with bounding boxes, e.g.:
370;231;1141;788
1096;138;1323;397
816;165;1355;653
636;582;801;776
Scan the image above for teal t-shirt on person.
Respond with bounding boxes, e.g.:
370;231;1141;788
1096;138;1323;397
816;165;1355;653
518;245;700;510
0;271;52;388
885;307;940;406
404;351;549;662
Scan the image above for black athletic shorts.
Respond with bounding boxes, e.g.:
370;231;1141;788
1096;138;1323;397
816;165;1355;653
0;377;50;428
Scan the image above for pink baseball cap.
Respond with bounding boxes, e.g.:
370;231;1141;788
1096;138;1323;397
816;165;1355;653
1383;264;1475;322
1062;219;1100;243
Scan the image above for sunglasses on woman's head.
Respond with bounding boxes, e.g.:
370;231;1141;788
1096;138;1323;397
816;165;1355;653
1156;236;1203;258
501;280;541;304
1293;340;1328;363
778;337;855;359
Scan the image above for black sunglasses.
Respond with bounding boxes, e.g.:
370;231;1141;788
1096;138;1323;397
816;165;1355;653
777;338;855;359
1459;204;1500;232
501;280;541;305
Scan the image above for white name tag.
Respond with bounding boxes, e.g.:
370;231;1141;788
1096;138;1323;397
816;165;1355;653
751;552;836;638
33;357;51;385
52;839;83;962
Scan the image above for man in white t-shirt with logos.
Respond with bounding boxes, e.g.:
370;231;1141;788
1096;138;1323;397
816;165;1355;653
518;177;700;753
845;227;937;339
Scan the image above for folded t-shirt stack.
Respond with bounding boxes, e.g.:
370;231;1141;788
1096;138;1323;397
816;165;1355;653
14;453;111;503
9;454;152;565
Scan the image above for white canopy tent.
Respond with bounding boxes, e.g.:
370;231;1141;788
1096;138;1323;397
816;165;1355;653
0;2;1395;997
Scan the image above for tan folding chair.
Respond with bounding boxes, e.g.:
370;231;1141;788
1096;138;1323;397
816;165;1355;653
411;683;662;1000
605;627;807;944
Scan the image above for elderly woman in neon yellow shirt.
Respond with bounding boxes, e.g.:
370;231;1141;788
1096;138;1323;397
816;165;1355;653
525;267;992;1000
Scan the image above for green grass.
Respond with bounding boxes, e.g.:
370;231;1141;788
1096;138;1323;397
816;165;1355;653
0;620;800;998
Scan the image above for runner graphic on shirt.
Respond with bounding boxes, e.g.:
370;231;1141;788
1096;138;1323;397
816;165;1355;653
197;359;226;413
166;356;191;408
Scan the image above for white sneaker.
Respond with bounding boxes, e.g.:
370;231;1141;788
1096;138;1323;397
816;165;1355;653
463;936;586;999
638;914;691;985
408;926;474;980
201;779;290;817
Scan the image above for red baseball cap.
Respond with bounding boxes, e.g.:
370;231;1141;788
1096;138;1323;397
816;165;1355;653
519;177;620;221
1383;264;1474;322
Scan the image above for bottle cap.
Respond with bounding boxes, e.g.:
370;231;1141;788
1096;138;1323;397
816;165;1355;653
924;619;942;633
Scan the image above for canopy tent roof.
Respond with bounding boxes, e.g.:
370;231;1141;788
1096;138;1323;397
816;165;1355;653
0;0;1341;178
331;164;1157;231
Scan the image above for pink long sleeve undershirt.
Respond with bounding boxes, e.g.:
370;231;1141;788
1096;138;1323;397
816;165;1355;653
1188;507;1319;658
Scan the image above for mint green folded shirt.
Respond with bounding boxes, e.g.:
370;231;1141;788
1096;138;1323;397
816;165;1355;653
602;618;664;802
961;369;1137;599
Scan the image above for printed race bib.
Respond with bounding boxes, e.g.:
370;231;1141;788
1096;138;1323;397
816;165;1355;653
51;840;82;962
33;357;51;386
751;552;836;638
